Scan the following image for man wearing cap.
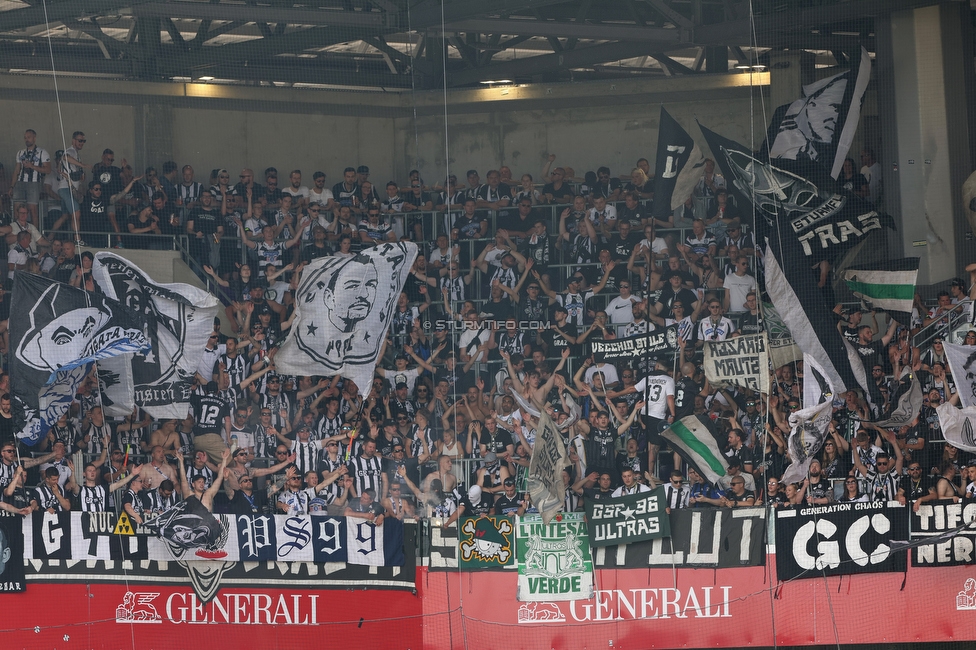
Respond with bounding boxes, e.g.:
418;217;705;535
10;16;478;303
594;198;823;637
492;477;527;515
717;457;756;492
720;220;755;256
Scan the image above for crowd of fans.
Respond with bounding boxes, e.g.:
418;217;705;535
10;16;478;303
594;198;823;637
0;126;970;529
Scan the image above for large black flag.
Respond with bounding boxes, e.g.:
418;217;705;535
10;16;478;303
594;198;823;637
9;273;150;445
652;107;704;221
700;124;892;406
767;47;872;180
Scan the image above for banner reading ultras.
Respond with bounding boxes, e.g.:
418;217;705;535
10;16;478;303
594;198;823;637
517;513;593;602
586;487;671;547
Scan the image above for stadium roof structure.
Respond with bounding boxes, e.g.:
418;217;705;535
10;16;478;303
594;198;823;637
0;0;959;91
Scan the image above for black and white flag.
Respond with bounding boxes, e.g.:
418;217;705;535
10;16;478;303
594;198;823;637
91;253;219;419
875;370;923;429
528;411;569;525
275;242;418;394
768;47;872;180
781;399;833;485
652;107;705;220
943;341;976;409
936;402;976;453
701;124;892;408
9;273;150;445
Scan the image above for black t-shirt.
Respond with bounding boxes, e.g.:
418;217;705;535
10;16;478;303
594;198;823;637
606;232;642;261
584;428;616;471
854;340;887;372
459;492;493;517
480;428;514;455
656;287;699;320
674;377;701;419
126;212;158;249
92;164;124;197
303;242;333;263
493;492;525;515
82;198;110;231
542;182;575;204
189;207;221;236
540;323;577;355
737;311;763;336
190;394;230;435
480;298;514;324
52;259;78;284
156;207;183;238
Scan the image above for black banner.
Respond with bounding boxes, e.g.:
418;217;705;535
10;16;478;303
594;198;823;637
775;502;908;581
592;507;766;568
585;487;670;547
0;514;26;592
590;326;677;363
911;499;976;567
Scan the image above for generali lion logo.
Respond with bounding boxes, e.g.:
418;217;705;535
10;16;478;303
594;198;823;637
517;602;565;624
957;578;976;611
116;592;162;623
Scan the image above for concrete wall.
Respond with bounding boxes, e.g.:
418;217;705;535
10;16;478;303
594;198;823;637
0;72;771;190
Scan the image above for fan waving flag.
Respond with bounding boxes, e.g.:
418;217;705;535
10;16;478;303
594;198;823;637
91;253;220;419
781;399;834;485
275;242;418;394
661;414;727;486
700;124;893;409
9;273;150;445
842;258;919;326
652;107;705;220
768;46;872;180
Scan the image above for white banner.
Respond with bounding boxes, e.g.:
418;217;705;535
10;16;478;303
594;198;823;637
703;334;770;394
275;242;417;395
943;341;976;409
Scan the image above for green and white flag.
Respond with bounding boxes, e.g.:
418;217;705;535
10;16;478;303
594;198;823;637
661;414;727;486
842;258;918;325
585;486;671;547
517;513;593;602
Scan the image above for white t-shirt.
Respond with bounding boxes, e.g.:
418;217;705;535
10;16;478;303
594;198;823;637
634;374;675;420
638;237;668;257
309;187;334;206
588;205;617;225
606;295;640;336
284;186;309;202
585;363;619;389
723;272;757;313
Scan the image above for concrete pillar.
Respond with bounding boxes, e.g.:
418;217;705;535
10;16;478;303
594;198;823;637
767;51;815;114
875;2;976;285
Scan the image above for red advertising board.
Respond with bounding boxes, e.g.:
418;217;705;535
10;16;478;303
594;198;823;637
5;559;976;647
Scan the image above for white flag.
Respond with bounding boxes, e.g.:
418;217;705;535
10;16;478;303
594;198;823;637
781;399;834;485
943;341;976;409
91;253;219;418
275;242;418;394
346;519;386;566
936;402;976;453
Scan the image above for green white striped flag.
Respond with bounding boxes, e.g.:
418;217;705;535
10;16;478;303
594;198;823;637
841;258;919;325
661;414;727;486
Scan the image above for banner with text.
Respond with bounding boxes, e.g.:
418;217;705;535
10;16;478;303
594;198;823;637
22;512;414;599
775;502;908;581
585;487;671;547
517;513;593;602
592;507;765;569
703;334;770;394
910;499;976;567
590;326;678;363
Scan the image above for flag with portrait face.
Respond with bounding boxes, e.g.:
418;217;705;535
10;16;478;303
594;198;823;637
9;273;150;445
275;242;418;396
91;253;220;419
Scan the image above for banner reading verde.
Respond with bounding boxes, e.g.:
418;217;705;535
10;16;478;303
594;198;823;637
585;486;671;547
458;516;515;570
517;513;593;602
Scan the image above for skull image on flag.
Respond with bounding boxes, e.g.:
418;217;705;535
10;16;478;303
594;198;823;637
275;242;418;392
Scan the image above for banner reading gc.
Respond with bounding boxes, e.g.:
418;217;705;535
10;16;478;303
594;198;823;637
586;487;670;547
775;502;908;581
517;513;593;602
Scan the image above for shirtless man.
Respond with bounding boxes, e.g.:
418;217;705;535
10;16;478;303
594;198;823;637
139;445;178;492
502;348;570;408
146;419;181;453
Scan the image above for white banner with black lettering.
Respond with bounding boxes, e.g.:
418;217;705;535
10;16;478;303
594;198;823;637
703;334;770;394
910;499;976;567
774;502;908;581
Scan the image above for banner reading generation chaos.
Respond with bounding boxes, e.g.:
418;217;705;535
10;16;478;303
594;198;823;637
590;326;677;363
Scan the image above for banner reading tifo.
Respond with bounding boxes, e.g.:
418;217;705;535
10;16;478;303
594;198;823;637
517;513;593;602
703;333;770;394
